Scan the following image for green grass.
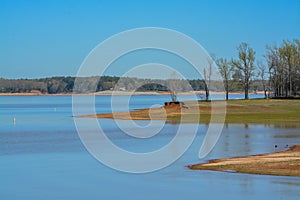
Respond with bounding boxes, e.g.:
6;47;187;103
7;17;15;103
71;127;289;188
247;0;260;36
95;99;300;125
167;99;300;125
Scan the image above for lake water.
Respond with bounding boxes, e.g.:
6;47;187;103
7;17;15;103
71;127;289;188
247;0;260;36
1;94;300;199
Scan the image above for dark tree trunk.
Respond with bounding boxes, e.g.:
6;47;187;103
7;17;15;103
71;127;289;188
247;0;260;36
225;80;229;101
205;83;209;101
245;83;249;100
264;89;267;99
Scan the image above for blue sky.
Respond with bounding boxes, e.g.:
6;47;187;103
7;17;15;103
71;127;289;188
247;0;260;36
0;0;299;79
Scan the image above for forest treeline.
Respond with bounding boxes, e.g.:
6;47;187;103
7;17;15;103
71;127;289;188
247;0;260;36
0;76;264;94
1;39;299;98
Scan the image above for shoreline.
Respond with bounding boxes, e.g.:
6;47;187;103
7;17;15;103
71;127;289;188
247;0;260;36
187;145;300;177
80;99;300;125
0;91;265;96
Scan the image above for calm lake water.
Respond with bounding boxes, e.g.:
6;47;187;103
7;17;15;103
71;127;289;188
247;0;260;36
1;94;300;199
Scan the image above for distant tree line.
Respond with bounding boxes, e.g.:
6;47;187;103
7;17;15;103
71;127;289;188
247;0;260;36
0;76;117;94
0;76;264;94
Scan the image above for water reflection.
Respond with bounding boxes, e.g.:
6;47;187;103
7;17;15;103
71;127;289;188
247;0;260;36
272;181;300;187
206;124;300;160
1;96;300;200
273;123;300;128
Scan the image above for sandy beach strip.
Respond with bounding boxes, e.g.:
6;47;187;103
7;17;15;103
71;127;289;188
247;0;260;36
187;145;300;177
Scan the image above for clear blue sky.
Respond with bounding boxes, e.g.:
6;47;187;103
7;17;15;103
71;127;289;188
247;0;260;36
0;0;299;79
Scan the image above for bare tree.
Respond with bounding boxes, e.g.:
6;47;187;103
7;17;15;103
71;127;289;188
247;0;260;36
295;39;300;94
279;40;298;96
203;59;212;101
216;58;234;100
232;43;256;100
257;60;268;98
168;71;178;102
265;45;282;97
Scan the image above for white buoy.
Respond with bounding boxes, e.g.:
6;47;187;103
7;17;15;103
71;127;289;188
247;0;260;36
13;117;16;125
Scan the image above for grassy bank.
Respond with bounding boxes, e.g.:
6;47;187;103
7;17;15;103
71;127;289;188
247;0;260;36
187;145;300;177
88;99;300;125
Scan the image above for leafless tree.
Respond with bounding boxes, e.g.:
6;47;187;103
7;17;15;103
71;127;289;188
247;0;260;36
216;58;234;100
203;59;212;101
265;39;300;97
257;60;268;98
232;43;256;100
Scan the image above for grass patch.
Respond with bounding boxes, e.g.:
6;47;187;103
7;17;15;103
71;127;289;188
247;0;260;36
90;99;300;125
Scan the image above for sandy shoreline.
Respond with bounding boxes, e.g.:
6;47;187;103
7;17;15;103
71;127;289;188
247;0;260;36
188;145;300;177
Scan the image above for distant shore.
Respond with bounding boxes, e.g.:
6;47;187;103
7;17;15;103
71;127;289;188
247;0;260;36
0;90;265;96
